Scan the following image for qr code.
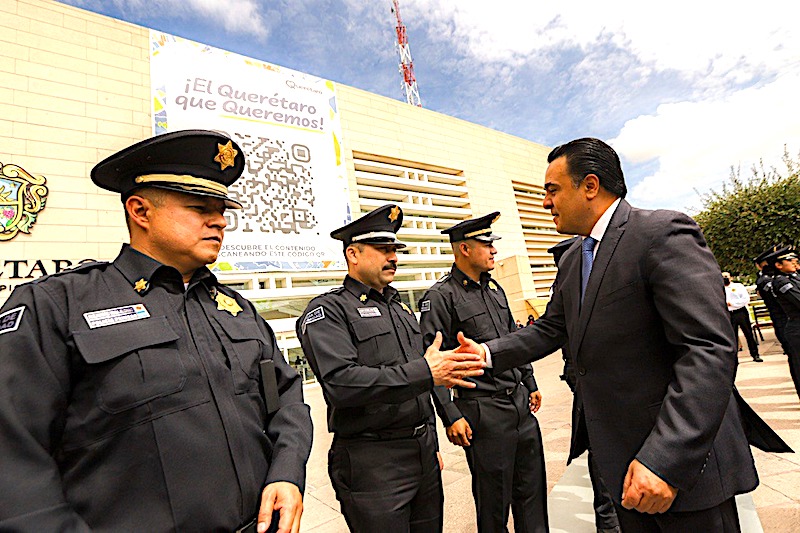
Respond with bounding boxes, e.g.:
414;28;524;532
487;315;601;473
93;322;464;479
224;133;318;234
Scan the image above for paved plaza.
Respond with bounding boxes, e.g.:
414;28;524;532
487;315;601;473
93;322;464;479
299;330;800;532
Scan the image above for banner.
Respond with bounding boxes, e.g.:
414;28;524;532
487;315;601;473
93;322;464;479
150;31;351;271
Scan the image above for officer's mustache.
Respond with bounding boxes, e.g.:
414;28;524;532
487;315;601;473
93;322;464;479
383;261;397;271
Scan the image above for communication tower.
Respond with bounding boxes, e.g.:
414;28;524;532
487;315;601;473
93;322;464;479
390;0;422;107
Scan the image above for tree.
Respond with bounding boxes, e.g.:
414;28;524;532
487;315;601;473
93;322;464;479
694;147;800;282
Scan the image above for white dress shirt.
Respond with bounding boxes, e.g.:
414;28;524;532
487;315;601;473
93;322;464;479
725;282;750;312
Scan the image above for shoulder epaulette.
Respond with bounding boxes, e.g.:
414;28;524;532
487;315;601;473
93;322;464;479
28;260;109;285
437;274;450;283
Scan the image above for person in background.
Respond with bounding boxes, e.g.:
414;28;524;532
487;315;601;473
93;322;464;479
754;247;792;356
764;246;800;400
722;271;762;362
419;212;548;533
548;237;620;533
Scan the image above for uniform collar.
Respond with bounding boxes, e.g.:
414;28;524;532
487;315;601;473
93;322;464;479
343;274;397;303
450;264;492;289
113;244;217;295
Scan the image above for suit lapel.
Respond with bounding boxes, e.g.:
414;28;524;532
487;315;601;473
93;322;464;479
570;199;631;356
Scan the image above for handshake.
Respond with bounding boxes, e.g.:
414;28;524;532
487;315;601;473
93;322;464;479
423;332;488;389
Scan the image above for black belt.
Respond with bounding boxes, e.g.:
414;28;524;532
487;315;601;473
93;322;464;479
453;385;518;400
344;423;428;441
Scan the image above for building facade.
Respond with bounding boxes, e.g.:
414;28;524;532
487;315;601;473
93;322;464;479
1;0;565;378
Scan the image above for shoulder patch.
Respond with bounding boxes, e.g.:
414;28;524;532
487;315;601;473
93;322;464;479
420;300;431;312
0;306;25;335
302;306;325;334
779;283;793;294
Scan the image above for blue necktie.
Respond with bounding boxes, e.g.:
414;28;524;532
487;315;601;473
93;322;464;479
581;236;597;303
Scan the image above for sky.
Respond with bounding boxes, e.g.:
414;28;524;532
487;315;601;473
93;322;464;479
60;0;800;212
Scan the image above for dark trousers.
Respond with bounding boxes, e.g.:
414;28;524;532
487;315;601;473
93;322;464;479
456;389;548;533
588;450;619;530
729;307;759;358
772;314;792;355
613;496;740;532
328;429;443;533
784;319;800;399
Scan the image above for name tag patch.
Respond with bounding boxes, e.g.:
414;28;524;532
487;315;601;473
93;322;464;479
357;307;381;318
83;304;151;329
302;306;325;333
0;306;25;335
420;300;431;312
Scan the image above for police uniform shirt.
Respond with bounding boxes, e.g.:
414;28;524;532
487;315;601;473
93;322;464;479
297;275;434;437
419;265;538;426
0;244;312;531
772;273;800;319
756;271;787;322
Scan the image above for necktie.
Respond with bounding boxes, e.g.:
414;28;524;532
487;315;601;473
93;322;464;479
581;236;597;303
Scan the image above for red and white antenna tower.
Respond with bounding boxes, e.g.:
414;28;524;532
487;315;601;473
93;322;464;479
391;0;422;107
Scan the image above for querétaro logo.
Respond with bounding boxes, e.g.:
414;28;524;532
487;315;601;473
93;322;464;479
0;163;48;241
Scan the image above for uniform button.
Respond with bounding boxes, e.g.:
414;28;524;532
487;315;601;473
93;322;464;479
578;367;586;376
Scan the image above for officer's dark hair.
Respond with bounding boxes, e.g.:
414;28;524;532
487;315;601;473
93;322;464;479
547;138;627;198
762;263;778;275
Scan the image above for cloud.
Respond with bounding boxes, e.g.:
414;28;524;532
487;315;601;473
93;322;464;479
64;0;271;40
613;70;800;212
405;0;800;84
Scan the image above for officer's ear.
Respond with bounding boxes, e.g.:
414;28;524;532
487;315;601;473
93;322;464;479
125;194;154;232
345;244;359;266
458;241;471;257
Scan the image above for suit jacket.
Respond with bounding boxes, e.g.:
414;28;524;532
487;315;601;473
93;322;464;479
486;199;759;512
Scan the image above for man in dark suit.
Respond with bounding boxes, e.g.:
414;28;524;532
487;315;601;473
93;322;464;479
549;237;620;533
457;138;762;531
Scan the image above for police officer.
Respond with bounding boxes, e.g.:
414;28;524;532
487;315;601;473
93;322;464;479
296;204;485;533
548;237;619;533
754;246;792;356
723;271;762;361
419;212;548;533
0;130;313;532
764;246;800;399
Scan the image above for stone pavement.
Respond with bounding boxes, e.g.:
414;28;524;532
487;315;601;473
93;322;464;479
299;329;800;532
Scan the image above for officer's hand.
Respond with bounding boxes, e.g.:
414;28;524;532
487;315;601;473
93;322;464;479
436;451;444;470
446;418;472;447
621;459;678;514
424;332;485;389
258;481;303;533
454;331;486;361
529;391;542;413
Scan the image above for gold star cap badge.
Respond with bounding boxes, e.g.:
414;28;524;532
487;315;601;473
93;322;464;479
388;206;400;222
214;140;238;171
215;292;243;316
134;278;149;294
